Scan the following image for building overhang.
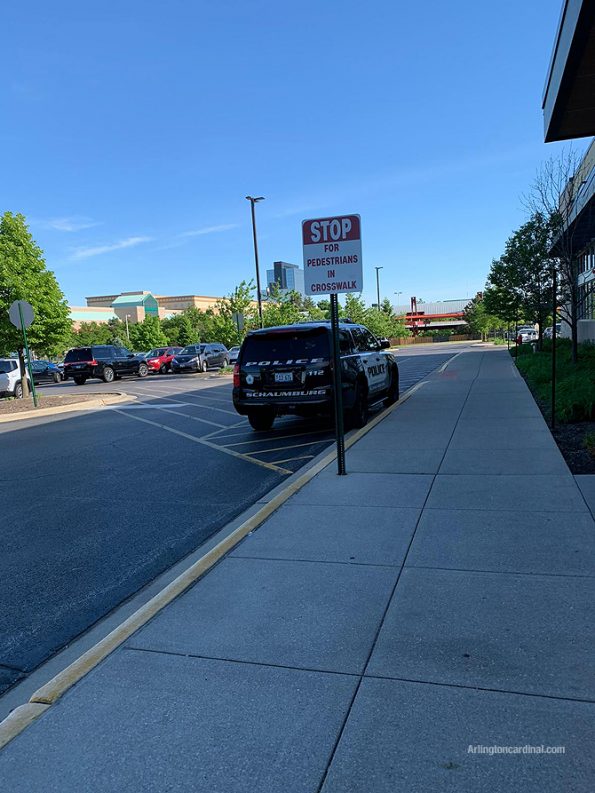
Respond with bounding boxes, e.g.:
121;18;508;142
543;0;595;142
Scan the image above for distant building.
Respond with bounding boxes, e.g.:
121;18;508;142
266;261;305;296
69;291;224;329
393;297;470;333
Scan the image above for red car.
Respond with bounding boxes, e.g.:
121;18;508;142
145;346;182;374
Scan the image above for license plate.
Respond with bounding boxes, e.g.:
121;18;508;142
275;372;293;383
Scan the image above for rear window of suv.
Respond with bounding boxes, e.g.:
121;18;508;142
242;328;330;362
64;348;93;362
0;360;17;373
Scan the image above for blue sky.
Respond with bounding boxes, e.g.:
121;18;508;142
1;0;587;307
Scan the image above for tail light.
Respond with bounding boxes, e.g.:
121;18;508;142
233;364;240;387
90;359;98;366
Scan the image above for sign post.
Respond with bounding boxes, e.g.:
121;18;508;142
8;300;38;407
302;215;363;475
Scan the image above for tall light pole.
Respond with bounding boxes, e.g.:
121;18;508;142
375;266;383;310
246;196;264;328
125;314;131;341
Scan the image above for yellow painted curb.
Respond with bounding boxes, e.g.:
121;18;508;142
0;393;135;424
0;375;431;748
0;704;51;749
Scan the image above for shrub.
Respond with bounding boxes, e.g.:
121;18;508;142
513;341;595;422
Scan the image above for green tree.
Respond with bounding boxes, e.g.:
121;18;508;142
486;213;554;348
463;295;501;340
69;321;113;347
0;212;71;357
128;315;168;350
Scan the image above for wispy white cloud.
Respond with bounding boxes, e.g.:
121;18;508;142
180;223;238;237
37;216;101;232
71;236;152;260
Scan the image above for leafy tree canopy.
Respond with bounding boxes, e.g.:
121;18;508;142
0;212;71;356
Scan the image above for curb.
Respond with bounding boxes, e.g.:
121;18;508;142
0;375;429;750
0;393;135;424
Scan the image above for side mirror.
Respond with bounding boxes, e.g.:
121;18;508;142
379;339;391;349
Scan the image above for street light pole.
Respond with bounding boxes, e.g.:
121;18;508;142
125;314;130;341
375;266;383;310
246;196;265;328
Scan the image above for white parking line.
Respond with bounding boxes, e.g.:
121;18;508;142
112;410;292;475
133;389;237;416
223;428;332;446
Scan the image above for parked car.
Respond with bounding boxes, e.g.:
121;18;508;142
228;346;241;364
516;326;538;343
30;360;63;384
233;322;399;431
134;351;150;360
543;324;562;339
62;345;149;385
145;346;182;374
171;343;229;373
0;358;30;399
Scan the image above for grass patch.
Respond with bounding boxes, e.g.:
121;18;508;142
513;340;595;422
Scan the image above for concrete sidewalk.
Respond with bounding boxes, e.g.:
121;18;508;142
1;349;594;791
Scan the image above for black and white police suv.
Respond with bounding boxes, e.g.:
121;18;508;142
232;322;399;431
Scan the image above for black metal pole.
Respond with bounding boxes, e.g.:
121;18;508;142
330;294;346;475
376;268;381;310
248;199;264;328
551;265;557;430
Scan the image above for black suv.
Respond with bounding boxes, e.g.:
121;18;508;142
63;345;149;385
233;322;399;431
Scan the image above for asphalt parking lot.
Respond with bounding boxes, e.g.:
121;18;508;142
0;344;477;703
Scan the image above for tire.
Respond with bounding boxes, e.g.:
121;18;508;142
137;363;149;378
201;360;208;373
223;357;229;367
53;372;61;383
347;382;368;429
73;376;87;385
384;368;399;406
102;366;115;384
159;364;167;375
13;381;23;399
248;409;275;432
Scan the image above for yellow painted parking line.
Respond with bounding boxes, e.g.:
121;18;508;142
271;454;315;465
112;409;292;475
153;408;227;429
247;439;326;455
222;428;332;446
133;389;237;416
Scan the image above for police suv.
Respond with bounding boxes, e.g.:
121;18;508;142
232;322;399;431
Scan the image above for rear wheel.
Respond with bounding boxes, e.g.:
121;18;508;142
73;376;87;386
13;381;23;399
384;368;399;406
201;360;208;373
248;409;275;432
102;366;115;384
159;364;167;374
137;363;149;378
53;372;62;383
347;382;368;429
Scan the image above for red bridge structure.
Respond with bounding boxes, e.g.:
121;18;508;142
394;296;471;335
